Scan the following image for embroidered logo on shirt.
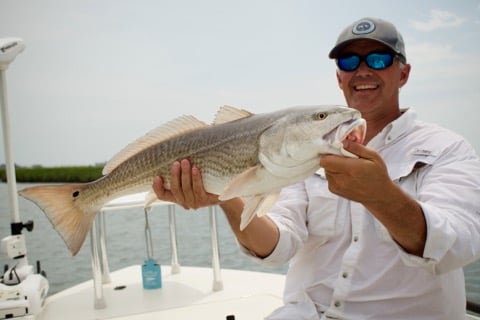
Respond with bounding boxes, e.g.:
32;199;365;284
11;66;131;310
412;148;436;157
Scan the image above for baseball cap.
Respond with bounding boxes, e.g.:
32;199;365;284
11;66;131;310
329;17;407;63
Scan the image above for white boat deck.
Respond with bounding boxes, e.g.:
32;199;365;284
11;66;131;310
37;265;284;320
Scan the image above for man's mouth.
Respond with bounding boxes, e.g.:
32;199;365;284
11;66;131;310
354;84;379;91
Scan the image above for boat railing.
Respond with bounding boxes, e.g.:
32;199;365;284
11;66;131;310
89;194;223;310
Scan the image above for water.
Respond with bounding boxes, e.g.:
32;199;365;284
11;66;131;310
1;183;479;307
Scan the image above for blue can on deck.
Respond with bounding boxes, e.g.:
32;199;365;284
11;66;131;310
142;258;162;289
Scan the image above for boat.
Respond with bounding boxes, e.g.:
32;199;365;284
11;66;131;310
40;195;287;320
0;186;286;319
1;37;479;320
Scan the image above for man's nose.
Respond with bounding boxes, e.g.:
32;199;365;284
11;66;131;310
355;61;374;76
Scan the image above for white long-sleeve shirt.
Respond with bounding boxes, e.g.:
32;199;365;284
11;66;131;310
241;109;480;320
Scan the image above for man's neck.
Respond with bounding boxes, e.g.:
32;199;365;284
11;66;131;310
362;109;402;145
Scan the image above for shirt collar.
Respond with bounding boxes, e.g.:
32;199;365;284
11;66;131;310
368;108;417;149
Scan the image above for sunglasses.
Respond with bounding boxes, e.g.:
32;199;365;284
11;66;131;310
336;52;396;72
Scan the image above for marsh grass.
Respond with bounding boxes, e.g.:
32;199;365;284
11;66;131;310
0;165;103;183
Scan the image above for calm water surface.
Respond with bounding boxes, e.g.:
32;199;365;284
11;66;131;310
1;183;479;307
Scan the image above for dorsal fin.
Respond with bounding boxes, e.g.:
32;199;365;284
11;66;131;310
212;105;253;125
103;115;208;175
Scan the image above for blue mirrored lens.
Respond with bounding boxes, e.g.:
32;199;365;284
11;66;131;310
337;52;394;72
365;53;393;70
337;55;360;71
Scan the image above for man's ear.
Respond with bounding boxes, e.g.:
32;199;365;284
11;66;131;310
399;63;411;88
336;70;342;89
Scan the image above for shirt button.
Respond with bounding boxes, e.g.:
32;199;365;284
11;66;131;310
353;236;359;242
342;272;348;278
334;301;341;308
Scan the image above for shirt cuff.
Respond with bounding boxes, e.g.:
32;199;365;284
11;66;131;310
422;202;457;260
238;222;298;266
397;201;457;272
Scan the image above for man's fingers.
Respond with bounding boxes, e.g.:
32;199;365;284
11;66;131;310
168;161;185;204
180;159;197;205
191;166;207;202
321;142;379;169
152;176;163;197
152;175;175;203
152;176;164;199
153;159;219;209
343;140;377;160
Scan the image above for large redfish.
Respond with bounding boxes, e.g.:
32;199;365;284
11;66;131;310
19;105;365;255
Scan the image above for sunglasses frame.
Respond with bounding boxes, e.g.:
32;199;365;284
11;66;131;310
336;51;397;72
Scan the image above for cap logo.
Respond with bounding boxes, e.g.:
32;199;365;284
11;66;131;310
352;19;375;35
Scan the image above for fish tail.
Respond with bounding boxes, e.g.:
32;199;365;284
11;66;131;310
19;183;97;256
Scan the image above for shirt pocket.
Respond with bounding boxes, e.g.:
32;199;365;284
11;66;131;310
304;169;340;243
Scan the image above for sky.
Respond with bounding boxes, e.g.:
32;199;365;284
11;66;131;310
0;0;479;166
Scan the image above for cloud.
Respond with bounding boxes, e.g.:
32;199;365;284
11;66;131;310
411;9;465;31
407;42;456;64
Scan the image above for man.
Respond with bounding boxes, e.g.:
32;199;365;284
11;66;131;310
153;17;480;319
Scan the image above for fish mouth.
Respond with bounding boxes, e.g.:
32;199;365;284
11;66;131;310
338;118;366;144
324;118;367;157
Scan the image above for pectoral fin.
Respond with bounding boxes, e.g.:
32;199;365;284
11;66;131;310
240;192;280;230
219;166;259;200
219;165;292;201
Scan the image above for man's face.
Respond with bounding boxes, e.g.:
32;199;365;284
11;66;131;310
335;39;410;119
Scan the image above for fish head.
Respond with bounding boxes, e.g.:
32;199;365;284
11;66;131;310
258;105;366;176
286;105;366;158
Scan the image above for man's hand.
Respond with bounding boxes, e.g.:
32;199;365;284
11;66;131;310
152;159;280;258
320;140;390;205
152;159;220;209
321;140;426;256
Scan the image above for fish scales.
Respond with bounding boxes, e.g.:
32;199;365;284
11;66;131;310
80;112;267;207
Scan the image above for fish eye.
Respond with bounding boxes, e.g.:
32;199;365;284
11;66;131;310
315;112;328;120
